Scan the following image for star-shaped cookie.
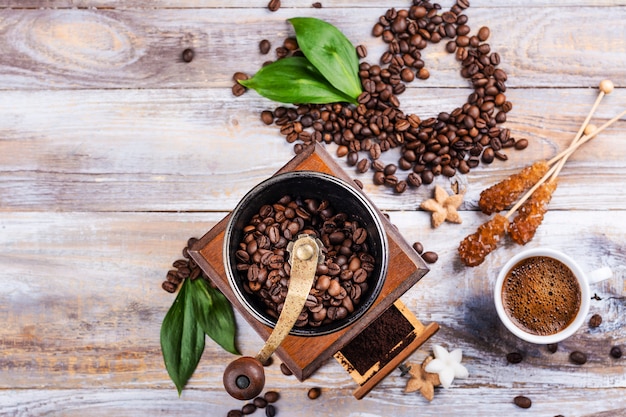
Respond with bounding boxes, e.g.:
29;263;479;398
404;357;441;401
420;185;464;228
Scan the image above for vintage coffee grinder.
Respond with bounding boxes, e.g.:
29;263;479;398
189;144;438;399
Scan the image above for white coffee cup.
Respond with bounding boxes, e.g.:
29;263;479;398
494;247;612;344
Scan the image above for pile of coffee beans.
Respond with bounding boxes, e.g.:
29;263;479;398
235;194;376;327
235;0;528;193
161;237;207;293
227;390;280;417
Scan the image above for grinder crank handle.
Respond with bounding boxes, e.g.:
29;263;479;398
223;234;321;400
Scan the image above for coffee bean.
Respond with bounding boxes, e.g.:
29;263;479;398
610;346;622;359
280;363;293;376
312;2;322;8
182;48;194;63
161;280;177;293
514;395;532;409
412;242;424;254
422;251;438;264
356;44;368;59
477;26;490;42
267;0;280;12
589;313;602;328
253;397;268;408
227;410;243;417
241;403;256;415
264;391;280;403
259;39;271;54
481;147;495;163
265;404;276;417
569;351;587;365
307;387;321;400
261;111;274;125
514;138;529;150
506;352;523;364
547;343;558;353
394;180;407;193
232;83;246;97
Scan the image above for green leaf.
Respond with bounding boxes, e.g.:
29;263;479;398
239;56;356;105
190;278;240;355
289;17;362;100
160;278;206;395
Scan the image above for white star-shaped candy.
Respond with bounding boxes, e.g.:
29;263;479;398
423;344;469;389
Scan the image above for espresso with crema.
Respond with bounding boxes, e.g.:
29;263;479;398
502;256;582;336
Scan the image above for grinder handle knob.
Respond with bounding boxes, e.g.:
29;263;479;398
223;356;265;400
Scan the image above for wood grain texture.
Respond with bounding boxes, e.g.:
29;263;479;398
0;211;624;414
1;88;625;212
0;7;624;90
1;0;625;416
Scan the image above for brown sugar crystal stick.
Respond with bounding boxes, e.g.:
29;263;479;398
461;104;626;264
509;106;626;245
478;80;613;215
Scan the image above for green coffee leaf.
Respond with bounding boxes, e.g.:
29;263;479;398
289;17;362;100
160;278;205;395
190;277;239;355
239;56;356;104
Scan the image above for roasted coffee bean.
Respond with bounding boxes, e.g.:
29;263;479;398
412;242;424;254
481;147;495;163
307;387;322;400
232;83;246;97
261;110;274;125
182;48;194;63
265;404;276;417
477;26;490;42
242;403;256;415
259;39;271;54
514;138;529;150
514;395;532;409
356;44;368;59
422;251;438;264
161;280;177;293
570;351;587;365
253;397;268;408
394;180;407;193
264;391;280;403
506;352;523;364
267;0;280;12
227;410;243;417
589;313;602;328
610;346;623;359
312;1;322;8
547;343;558;353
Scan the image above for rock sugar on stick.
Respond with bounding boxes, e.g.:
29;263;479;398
459;82;624;266
478;80;614;215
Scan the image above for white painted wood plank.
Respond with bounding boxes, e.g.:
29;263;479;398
2;0;625;9
0;6;624;90
1;211;623;396
1;87;625;211
1;386;625;417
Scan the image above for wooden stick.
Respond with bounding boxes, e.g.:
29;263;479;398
546;108;626;166
506;107;626;219
549;80;613;181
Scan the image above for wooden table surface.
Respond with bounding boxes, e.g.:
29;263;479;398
1;1;625;416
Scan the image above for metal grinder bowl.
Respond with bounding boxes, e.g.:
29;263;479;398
224;171;389;336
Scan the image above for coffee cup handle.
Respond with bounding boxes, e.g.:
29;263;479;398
587;266;612;285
